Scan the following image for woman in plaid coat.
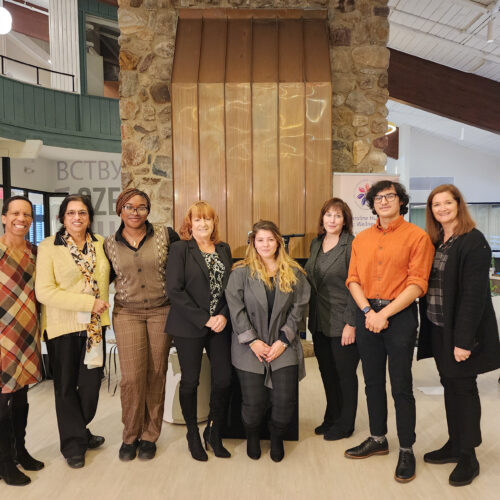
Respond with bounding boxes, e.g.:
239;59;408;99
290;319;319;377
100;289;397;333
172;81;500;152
0;196;44;486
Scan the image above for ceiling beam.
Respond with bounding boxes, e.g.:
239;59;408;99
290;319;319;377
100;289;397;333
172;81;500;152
388;49;500;135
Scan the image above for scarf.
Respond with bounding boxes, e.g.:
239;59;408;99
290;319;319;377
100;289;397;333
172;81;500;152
64;230;103;368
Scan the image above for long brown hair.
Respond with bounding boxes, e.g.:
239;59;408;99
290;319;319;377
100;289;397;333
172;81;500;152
179;201;220;243
317;197;353;236
233;220;305;293
426;184;475;244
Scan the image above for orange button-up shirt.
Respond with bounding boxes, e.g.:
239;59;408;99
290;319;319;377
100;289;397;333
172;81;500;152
346;216;435;300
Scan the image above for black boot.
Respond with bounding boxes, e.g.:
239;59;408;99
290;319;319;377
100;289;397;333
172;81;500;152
269;420;286;463
203;420;230;458
12;403;44;471
449;449;480;487
244;424;261;460
0;418;30;486
203;389;231;458
180;391;208;462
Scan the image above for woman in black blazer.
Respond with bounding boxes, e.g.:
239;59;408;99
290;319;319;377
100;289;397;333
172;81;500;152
304;198;359;441
166;201;233;462
418;184;500;487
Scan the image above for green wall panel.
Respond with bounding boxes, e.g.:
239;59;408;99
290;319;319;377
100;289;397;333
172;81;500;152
0;75;120;153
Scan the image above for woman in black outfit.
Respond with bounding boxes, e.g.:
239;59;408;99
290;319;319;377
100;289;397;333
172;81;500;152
305;198;359;441
165;201;233;461
418;184;500;487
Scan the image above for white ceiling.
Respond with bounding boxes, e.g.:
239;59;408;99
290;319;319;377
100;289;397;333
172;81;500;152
387;99;500;158
388;0;500;82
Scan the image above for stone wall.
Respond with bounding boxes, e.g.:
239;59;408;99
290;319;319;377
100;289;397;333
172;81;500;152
117;0;390;223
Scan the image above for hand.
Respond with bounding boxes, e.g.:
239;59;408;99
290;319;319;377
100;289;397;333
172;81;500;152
454;346;471;362
92;298;110;315
341;324;356;346
250;340;271;363
365;310;389;333
209;315;227;333
265;340;287;363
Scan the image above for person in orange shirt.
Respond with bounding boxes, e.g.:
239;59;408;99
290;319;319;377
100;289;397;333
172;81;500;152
344;180;434;483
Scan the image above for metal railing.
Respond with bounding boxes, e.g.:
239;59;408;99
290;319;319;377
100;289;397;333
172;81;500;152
0;54;76;92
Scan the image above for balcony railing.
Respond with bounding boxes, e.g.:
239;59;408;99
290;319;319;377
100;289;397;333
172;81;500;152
0;55;76;93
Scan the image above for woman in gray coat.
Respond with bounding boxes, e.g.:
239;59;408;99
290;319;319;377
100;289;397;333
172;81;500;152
304;198;359;441
225;220;310;462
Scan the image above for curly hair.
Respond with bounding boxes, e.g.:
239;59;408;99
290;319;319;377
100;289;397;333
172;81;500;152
365;180;409;216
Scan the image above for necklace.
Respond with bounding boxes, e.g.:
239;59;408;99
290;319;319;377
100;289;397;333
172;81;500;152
123;228;146;248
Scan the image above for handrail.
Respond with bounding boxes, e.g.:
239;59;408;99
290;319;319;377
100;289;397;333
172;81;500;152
0;54;75;92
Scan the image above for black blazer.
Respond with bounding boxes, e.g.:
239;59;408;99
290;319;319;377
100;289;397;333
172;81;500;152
417;229;500;377
165;239;233;338
304;231;356;337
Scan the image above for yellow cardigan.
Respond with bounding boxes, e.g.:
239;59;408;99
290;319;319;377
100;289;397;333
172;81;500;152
35;234;110;339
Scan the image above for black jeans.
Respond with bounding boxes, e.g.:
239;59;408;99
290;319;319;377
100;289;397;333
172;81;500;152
313;332;359;432
174;331;232;426
431;324;482;450
47;331;105;458
236;365;298;430
356;303;418;448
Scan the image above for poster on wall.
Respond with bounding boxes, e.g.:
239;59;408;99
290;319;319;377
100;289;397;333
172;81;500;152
333;173;400;235
55;155;122;237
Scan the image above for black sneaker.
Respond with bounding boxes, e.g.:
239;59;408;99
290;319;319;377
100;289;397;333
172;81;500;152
119;440;139;461
395;450;416;483
345;437;388;459
66;455;85;469
138;440;156;460
88;434;105;450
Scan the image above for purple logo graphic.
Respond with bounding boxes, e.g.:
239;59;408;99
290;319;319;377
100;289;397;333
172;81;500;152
356;182;371;206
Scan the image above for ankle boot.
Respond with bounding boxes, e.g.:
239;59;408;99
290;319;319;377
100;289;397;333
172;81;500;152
269;420;286;463
449;449;480;487
186;426;208;462
0;418;30;486
244;424;261;460
13;403;44;471
203;421;230;458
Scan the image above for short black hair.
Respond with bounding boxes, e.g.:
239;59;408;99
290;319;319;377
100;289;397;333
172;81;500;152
2;195;33;217
365;180;409;216
57;194;94;234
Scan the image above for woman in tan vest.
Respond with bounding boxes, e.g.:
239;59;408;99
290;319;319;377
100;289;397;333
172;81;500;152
104;188;179;462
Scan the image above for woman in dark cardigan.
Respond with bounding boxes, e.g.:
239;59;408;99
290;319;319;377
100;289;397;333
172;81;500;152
418;184;500;487
304;198;359;441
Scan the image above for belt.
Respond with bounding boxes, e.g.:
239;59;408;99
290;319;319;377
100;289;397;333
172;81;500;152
368;298;392;308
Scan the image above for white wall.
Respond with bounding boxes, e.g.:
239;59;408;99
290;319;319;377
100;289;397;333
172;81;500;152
387;127;500;205
9;157;56;192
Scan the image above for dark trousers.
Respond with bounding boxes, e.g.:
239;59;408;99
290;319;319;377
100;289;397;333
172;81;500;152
431;324;482;450
47;331;105;458
236;365;298;431
174;331;232;428
313;332;360;432
356;303;418;448
0;387;28;461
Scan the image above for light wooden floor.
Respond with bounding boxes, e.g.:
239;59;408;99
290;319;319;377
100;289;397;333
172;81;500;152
2;357;499;500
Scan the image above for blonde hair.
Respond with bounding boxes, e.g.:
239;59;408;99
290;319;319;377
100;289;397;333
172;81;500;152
233;220;305;293
179;201;220;243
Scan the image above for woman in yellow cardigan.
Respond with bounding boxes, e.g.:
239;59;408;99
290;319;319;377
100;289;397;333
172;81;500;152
35;194;110;469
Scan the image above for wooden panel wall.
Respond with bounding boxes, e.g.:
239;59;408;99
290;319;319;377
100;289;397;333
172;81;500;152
226;20;253;257
171;16;331;258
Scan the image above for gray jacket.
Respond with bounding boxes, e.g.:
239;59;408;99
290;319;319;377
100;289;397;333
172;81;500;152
304;231;356;337
225;265;311;388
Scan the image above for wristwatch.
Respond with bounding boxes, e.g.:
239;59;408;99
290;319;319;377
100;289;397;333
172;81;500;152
362;305;372;315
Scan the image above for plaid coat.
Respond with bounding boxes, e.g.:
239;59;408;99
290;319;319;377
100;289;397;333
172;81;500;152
0;240;42;393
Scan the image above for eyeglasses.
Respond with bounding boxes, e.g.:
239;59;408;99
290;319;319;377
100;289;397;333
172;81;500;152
123;204;148;215
65;210;88;218
374;193;398;203
7;211;33;219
